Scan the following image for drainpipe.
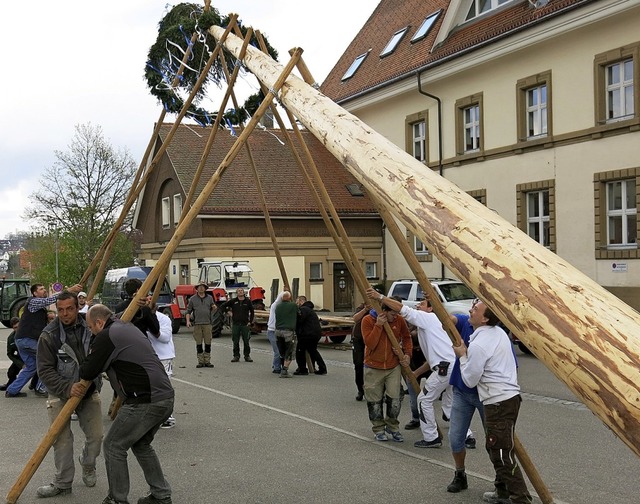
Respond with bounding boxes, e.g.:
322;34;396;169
416;70;446;280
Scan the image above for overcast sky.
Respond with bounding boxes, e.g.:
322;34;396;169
0;0;378;239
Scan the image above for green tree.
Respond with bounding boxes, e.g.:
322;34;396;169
25;123;138;290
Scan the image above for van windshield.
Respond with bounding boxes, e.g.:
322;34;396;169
438;283;475;302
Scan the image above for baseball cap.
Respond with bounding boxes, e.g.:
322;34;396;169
78;291;87;298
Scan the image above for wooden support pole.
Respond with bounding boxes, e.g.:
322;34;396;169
121;48;303;324
378;204;554;503
210;24;640;458
79;17;238;287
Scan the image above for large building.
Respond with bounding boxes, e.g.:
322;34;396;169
133;124;382;310
320;0;640;309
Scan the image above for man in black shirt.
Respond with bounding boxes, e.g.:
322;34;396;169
220;288;255;362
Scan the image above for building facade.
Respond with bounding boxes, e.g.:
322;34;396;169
321;0;640;309
133;124;382;310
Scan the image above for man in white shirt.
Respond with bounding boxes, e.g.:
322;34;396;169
453;300;532;504
78;292;89;314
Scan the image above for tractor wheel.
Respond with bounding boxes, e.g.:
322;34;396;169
329;335;346;344
10;299;27;321
211;310;224;339
163;307;180;334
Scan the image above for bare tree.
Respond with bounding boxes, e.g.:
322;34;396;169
25;123;138;285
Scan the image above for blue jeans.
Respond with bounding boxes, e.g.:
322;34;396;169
103;398;174;503
267;330;281;371
448;386;485;453
7;338;41;395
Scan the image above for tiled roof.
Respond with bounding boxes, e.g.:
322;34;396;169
158;124;378;216
321;0;592;103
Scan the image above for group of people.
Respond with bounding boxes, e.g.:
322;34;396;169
355;287;532;504
3;282;175;504
4;278;531;504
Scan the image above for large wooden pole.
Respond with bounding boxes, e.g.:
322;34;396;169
210;23;640;457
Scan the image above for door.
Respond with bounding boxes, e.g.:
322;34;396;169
333;263;353;311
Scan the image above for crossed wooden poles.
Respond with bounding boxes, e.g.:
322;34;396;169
6;11;554;504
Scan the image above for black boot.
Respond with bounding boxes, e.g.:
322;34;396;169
447;470;468;493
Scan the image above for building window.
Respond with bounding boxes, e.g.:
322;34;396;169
466;0;513;21
412;121;426;161
406;230;432;262
517;71;552;141
606;180;637;247
411;11;441;43
173;194;182;226
527;191;550;247
517;181;555;252
594;43;639;126
606;59;634;121
161;197;170;229
467;189;487;206
594;168;639;259
342;52;368;81
405;111;428;163
309;262;323;280
380;27;408;58
365;262;378;279
455;94;483;155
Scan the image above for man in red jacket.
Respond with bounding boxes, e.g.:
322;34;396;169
361;299;412;442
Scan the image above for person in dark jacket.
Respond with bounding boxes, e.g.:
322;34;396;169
294;296;327;375
220;288;255;362
36;291;103;498
72;304;174;504
0;317;23;391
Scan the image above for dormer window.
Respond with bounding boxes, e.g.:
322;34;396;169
380;27;408;57
411;11;441;43
466;0;513;21
342;52;368;81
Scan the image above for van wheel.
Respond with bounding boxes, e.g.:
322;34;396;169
329;335;346;344
211;310;224;339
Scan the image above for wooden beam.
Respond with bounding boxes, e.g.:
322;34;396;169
210;23;640;458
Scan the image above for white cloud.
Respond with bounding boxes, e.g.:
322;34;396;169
0;0;378;238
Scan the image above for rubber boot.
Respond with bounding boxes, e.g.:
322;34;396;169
196;344;204;368
203;352;214;368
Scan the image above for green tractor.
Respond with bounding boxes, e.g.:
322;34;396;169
0;278;30;328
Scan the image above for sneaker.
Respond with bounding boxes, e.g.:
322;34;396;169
279;369;291;378
231;357;240;363
465;436;477;449
37;484;72;498
71;412;79;421
244;357;253;362
160;416;176;429
79;456;97;487
272;369;281;374
293;369;309;375
404;419;420;430
315;369;327;375
355;391;364;401
414;437;442;448
5;391;27;398
385;427;404;442
447;471;468;493
374;432;388;442
102;495;128;504
137;493;173;504
482;491;511;504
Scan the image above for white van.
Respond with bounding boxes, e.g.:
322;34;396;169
387;278;476;316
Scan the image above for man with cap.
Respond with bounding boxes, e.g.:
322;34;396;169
185;282;215;368
78;292;89;314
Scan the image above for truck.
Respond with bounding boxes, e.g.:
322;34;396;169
0;278;30;327
101;266;182;334
174;261;266;339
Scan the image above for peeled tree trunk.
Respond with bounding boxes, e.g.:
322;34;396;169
211;24;640;457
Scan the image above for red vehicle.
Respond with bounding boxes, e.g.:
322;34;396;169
174;261;265;338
